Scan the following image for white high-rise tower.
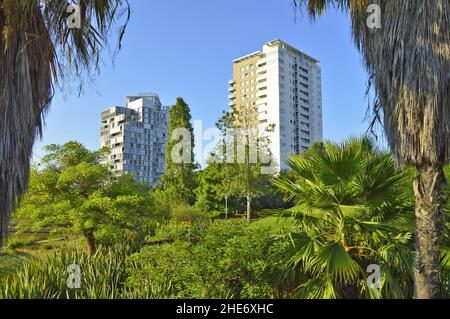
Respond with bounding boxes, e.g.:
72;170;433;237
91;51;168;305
229;40;323;171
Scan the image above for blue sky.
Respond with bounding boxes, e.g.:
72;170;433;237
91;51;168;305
33;0;374;163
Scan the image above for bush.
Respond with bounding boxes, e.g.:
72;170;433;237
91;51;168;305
125;219;295;299
171;205;209;225
124;242;195;298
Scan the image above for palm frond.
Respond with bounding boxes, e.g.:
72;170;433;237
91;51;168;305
309;242;363;283
295;276;340;299
0;0;130;245
289;232;322;267
359;279;382;299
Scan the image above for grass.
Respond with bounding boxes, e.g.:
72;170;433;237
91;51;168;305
0;232;84;279
0;251;27;278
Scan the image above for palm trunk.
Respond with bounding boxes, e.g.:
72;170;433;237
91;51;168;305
0;3;5;248
412;165;445;299
0;2;53;247
85;231;96;255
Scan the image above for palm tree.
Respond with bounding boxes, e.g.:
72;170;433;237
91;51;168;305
272;137;416;298
292;0;449;298
0;0;130;246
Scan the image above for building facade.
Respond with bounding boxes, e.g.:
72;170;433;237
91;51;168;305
229;39;323;171
100;93;169;185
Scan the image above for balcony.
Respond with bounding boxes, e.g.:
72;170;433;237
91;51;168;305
228;93;236;100
257;61;267;68
257;68;267;76
256;98;268;106
116;114;126;122
257;77;267;83
256;75;267;83
256;91;267;98
110;126;122;135
256;83;267;91
112;136;124;144
256;112;268;121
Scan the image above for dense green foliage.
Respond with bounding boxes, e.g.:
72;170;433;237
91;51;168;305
14;142;155;254
195;161;286;217
272;137;449;298
2;137;448;299
125;219;296;299
159;97;198;206
194;110;284;219
0;246;130;299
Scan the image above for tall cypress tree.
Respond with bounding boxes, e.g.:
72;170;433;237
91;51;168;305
160;97;198;205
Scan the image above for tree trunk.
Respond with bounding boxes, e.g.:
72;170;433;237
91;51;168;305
225;196;228;219
412;165;445;299
0;2;53;248
85;231;96;255
0;0;7;250
246;195;251;223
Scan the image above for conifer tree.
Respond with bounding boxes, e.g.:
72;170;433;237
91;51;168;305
160;97;198;205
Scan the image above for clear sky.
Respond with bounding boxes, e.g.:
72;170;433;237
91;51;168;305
33;0;375;163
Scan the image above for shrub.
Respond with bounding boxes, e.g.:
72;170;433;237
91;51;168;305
125;219;295;299
171;205;209;225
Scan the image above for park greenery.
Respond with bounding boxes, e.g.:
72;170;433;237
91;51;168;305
0;0;448;300
0;99;449;299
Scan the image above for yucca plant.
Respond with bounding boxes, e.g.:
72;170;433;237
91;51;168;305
0;246;130;299
272;137;417;298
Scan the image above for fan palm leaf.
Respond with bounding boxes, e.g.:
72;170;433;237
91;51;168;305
272;137;415;298
310;242;363;282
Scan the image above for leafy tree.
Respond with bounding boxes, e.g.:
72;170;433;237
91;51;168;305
0;0;130;247
214;110;238;217
293;0;449;298
195;162;226;216
159;97;198;206
272;137;418;298
251;176;289;212
14;142;153;254
195;157;274;219
227;158;268;222
211;110;275;221
41;141;109;169
104;174;151;198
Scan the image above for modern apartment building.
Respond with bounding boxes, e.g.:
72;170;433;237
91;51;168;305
100;93;169;185
229;39;323;172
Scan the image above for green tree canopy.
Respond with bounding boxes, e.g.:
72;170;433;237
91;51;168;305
159;97;198;206
14;142;154;254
